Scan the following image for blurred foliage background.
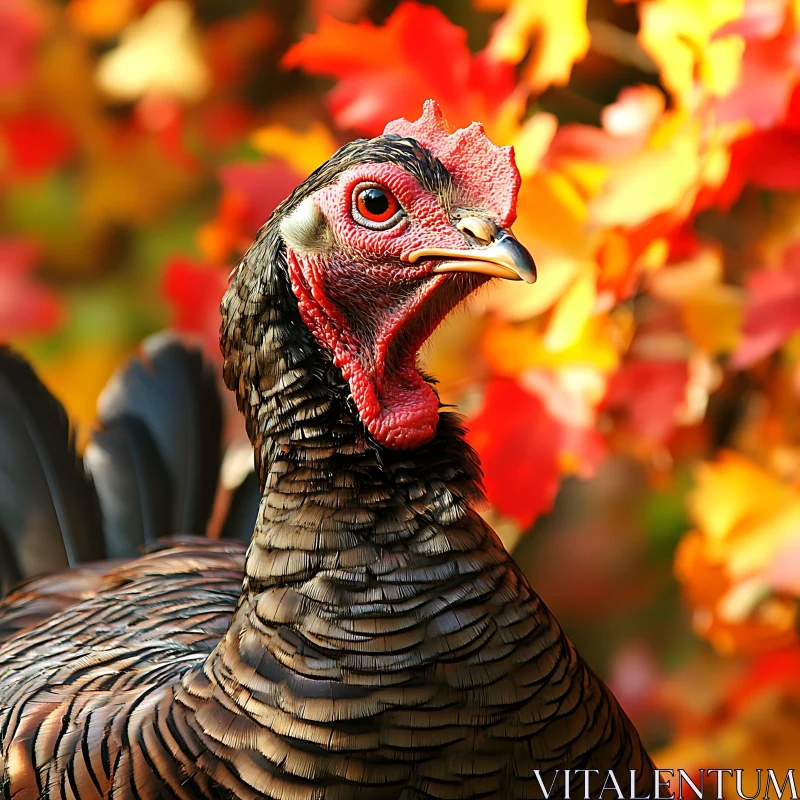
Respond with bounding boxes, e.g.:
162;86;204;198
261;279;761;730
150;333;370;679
4;0;800;778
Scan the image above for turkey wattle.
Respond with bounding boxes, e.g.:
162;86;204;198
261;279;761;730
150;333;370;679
0;101;654;800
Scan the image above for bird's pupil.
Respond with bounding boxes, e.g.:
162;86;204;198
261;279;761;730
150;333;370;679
363;188;389;215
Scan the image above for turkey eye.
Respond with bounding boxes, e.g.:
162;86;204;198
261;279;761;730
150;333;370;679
352;184;403;229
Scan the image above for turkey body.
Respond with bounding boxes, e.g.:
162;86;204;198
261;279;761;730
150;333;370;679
0;105;655;799
0;414;652;799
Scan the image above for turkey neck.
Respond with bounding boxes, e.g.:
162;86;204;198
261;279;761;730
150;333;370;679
218;226;503;657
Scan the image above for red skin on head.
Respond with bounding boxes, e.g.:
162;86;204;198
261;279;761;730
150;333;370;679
286;103;522;450
384;99;520;228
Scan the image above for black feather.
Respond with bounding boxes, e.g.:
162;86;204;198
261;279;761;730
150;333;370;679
0;524;22;596
0;347;104;593
220;470;260;543
85;416;172;558
94;333;222;536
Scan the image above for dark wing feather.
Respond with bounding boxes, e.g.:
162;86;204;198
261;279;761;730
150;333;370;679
0;347;104;594
84;415;172;558
220;470;260;542
94;332;222;536
0;525;22;595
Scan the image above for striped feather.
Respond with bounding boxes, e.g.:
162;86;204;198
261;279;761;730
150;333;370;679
85;416;172;559
93;333;222;539
0;347;104;594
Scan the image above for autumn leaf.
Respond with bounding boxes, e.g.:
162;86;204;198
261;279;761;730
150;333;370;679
0;112;76;179
467;369;608;527
481;312;624;376
197;160;302;263
467;377;564;527
66;0;136;39
0;239;63;340
204;10;276;89
725;126;800;197
161;256;228;359
648;248;743;355
476;0;591;92
282;2;515;135
0;0;45;93
96;0;209;102
636;0;746;105
676;452;800;655
732;243;800;367
602;359;690;444
589;113;704;229
716;37;800;129
251;122;338;176
595;227;669;306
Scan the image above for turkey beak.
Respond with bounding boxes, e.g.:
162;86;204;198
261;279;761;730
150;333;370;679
406;217;536;284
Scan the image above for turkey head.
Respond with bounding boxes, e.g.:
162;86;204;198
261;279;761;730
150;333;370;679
276;101;534;450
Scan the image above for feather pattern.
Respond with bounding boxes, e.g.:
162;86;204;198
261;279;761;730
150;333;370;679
219;470;260;543
0;347;104;594
85;416;172;559
94;333;222;538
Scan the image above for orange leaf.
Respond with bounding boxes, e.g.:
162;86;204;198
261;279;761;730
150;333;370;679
198;160;303;263
66;0;135;39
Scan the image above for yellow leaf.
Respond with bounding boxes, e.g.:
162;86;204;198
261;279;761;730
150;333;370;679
509;113;559;179
515;170;588;253
689;452;797;543
96;0;209;102
590;118;701;228
701;34;746;97
477;0;590;92
727;504;800;577
482;310;623;376
678;452;800;655
649;249;743;354
559;158;611;199
251;122;338;176
638;0;745;105
544;273;596;351
681;288;742;354
477;252;581;321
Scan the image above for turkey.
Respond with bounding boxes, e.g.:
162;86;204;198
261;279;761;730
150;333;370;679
0;101;655;800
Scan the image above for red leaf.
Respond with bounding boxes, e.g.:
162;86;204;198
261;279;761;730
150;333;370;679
219;160;302;233
0;239;62;339
731;648;800;713
467;378;563;528
732;245;800;367
199;101;254;149
1;112;76;178
602;360;689;444
282;2;514;136
726;129;800;194
161;256;228;359
0;0;44;93
716;37;799;130
199;160;303;264
204;10;276;88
